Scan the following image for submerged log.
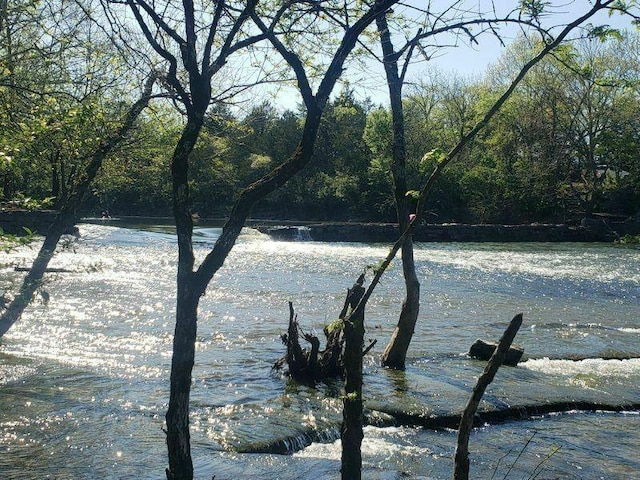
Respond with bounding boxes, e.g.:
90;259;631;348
468;338;524;366
14;267;74;273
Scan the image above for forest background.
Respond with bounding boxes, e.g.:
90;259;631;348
2;2;639;226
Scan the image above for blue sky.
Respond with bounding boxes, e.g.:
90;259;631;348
250;1;638;112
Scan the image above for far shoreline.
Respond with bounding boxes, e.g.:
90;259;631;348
3;209;639;243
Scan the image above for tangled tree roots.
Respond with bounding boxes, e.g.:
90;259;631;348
274;281;376;385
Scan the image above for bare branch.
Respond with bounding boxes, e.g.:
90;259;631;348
202;0;226;72
250;10;316;108
129;0;185;44
125;0;188;106
208;0;261;78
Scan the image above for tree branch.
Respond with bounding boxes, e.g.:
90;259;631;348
130;0;185;44
208;0;261;78
348;0;618;323
453;313;523;480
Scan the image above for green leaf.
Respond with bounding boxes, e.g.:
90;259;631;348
422;148;447;165
405;190;421;200
325;318;344;333
587;25;623;42
343;392;359;402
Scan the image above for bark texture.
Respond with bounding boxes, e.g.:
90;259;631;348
165;109;207;480
165;288;200;480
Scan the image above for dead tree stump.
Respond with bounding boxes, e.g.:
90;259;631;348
275;275;374;385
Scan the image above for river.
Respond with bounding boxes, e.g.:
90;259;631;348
1;222;638;479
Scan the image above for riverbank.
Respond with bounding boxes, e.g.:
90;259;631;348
2;209;639;242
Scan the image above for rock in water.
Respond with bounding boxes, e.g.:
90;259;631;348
468;339;524;366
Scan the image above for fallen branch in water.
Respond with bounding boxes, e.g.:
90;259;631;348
14;267;74;273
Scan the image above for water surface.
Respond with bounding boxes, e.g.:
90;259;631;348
1;224;638;479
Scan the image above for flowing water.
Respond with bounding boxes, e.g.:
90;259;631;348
1;222;638;479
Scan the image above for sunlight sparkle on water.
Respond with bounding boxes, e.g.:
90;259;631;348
1;224;638;479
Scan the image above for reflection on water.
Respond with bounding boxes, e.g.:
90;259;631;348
0;223;638;479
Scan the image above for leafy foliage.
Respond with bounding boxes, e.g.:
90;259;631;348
2;17;639;224
0;226;35;253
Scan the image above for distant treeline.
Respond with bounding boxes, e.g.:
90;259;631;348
3;35;639;224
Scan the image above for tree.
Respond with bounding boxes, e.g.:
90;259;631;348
109;2;264;477
373;2;543;369
91;107;177;215
116;0;398;477
372;0;640;369
558;36;640;217
1;0;146;204
479;31;640;222
295;89;372;219
0;72;158;337
0;0;158;336
330;4;639;478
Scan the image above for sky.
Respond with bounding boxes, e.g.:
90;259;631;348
261;0;638;112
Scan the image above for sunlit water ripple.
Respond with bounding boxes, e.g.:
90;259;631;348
1;223;638;479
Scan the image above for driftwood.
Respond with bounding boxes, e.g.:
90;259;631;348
468;338;524;366
275;276;375;385
14;267;74;273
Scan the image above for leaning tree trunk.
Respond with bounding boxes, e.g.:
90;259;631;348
453;314;523;480
0;73;156;338
377;13;420;370
381;234;420;369
0;214;74;337
341;279;366;480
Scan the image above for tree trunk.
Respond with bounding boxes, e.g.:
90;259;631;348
51;150;61;204
165;112;205;480
381;235;420;369
165;286;200;480
376;13;421;370
151;2;399;476
453;314;523;480
341;279;366;480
